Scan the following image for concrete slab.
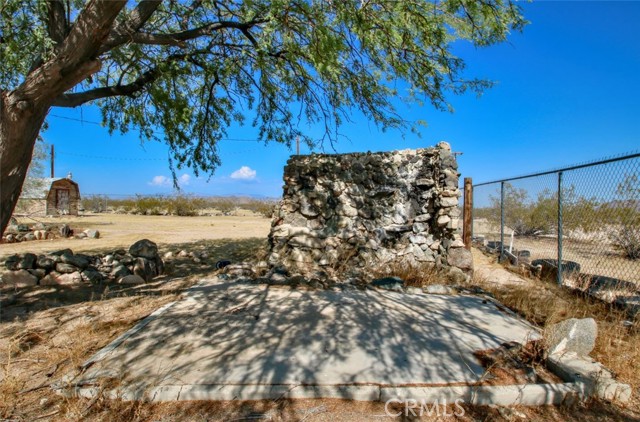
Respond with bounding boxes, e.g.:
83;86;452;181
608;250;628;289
73;279;542;400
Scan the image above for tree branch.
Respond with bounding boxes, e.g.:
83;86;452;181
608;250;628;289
51;50;209;107
46;0;68;46
52;67;159;107
104;19;269;49
99;0;162;52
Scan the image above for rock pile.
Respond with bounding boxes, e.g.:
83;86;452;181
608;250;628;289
2;221;100;243
268;142;473;280
1;239;163;287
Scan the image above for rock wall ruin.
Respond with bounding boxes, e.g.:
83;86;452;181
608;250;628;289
267;142;473;280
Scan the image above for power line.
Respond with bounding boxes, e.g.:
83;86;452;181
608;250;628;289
48;113;265;142
57;151;166;161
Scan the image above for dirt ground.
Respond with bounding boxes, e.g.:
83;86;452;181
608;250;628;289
1;214;639;421
2;213;272;257
473;219;640;285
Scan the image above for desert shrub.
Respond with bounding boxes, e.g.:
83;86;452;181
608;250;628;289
166;195;208;216
82;195;108;213
133;195;166;215
207;198;237;215
242;199;277;218
610;226;640;260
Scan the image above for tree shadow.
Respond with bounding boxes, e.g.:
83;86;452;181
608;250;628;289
76;280;546;407
0;238;267;323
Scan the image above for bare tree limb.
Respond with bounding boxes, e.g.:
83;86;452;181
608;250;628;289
52;67;159;107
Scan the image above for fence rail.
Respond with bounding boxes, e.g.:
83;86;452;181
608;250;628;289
470;152;640;287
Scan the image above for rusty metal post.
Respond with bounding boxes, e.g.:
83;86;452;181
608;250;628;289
463;177;473;250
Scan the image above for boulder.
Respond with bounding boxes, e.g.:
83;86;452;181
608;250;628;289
17;253;37;270
50;248;73;257
133;257;155;282
84;229;100;239
118;274;145;285
61;253;89;269
129;239;158;259
81;269;104;284
111;265;131;280
28;268;46;280
56;271;83;285
40;272;61;286
4;255;20;270
371;276;404;292
1;270;38;287
56;263;78;274
547;318;597;357
447;248;473;272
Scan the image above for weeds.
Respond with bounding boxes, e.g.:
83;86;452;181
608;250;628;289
370;261;445;287
610;226;640;260
472;272;640;392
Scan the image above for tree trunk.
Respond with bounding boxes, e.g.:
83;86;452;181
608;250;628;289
0;92;49;235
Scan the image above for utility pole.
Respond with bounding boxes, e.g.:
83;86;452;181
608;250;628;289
296;136;300;155
50;144;54;178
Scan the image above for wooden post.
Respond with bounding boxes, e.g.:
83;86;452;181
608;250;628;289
50;144;55;178
463;177;473;250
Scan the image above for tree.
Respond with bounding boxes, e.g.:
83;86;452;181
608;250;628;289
0;0;526;234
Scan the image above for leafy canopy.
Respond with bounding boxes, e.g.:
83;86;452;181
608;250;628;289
1;0;526;178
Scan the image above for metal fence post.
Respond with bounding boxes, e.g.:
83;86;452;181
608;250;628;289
500;181;505;263
557;171;563;286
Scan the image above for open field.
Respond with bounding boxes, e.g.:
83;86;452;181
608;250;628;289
1;213;271;258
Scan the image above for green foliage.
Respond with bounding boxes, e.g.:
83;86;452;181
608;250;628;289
86;194;275;218
2;0;526;179
82;194;109;213
482;183;601;236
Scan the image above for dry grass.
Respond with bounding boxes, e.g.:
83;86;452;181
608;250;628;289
472;266;640;399
0;293;177;420
369;262;446;288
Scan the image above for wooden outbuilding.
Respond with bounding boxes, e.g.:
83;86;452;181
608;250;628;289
16;176;81;216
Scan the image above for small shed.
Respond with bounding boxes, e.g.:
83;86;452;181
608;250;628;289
17;176;81;216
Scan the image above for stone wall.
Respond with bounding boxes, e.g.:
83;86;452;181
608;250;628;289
267;142;473;280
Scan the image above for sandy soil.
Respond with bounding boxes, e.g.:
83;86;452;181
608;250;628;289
473;219;640;285
1;213;271;258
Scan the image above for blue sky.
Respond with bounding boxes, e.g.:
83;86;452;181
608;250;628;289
42;1;640;198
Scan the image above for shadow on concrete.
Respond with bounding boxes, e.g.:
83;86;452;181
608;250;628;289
78;280;541;402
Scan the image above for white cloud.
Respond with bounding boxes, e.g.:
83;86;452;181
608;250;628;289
179;174;191;186
230;166;257;181
149;175;171;187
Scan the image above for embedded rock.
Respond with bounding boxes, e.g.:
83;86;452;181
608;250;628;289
129;239;159;260
1;270;38;287
547;318;597;357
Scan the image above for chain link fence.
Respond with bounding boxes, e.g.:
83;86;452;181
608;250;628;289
472;152;640;287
